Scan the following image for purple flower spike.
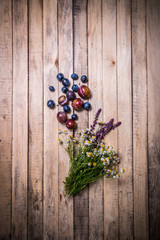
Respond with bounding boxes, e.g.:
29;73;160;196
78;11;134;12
90;108;102;132
112;121;121;130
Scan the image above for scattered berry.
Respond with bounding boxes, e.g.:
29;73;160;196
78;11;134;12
72;114;78;120
83;102;91;110
66;119;77;129
49;86;55;91
78;85;91;99
57;111;67;123
58;95;69;106
72;98;84;111
72;84;79;92
66;90;76;101
63;105;71;113
71;73;78;80
57;73;64;81
47;100;55;109
62;78;70;87
61;86;68;93
81;75;88;83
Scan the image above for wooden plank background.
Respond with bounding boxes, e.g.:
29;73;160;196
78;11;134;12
0;0;160;239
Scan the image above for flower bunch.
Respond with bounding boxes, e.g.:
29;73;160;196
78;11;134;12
58;109;124;196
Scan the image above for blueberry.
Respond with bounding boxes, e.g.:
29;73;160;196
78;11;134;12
62;86;68;93
62;78;70;87
72;84;79;92
49;86;55;91
81;75;88;83
47;100;55;109
71;73;78;80
83;102;91;110
57;73;64;81
63;105;71;113
72;114;78;120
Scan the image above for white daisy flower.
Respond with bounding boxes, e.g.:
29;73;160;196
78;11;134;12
84;140;91;146
58;129;63;134
58;138;63;144
86;152;92;157
115;174;120;179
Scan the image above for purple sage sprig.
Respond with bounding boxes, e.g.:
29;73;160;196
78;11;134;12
90;108;102;132
96;119;121;142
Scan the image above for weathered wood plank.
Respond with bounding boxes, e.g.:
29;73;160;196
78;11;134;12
28;0;43;239
117;0;133;239
73;0;89;239
102;0;118;239
147;0;160;239
88;0;103;239
58;0;74;239
0;0;12;238
43;0;59;239
132;0;149;239
12;0;28;239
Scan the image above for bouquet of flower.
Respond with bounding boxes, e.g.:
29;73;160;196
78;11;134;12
58;109;125;196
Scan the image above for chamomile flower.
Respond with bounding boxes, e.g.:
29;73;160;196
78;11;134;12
101;157;105;161
58;129;63;134
78;143;81;148
120;168;125;173
99;147;104;153
58;138;63;144
93;162;97;167
84;140;91;146
91;136;96;142
94;148;98;154
82;128;88;134
73;137;77;143
86;152;92;157
65;139;70;143
88;162;92;166
102;150;107;155
63;130;68;134
115;174;120;179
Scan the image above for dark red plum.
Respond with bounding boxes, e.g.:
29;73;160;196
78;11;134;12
72;98;84;111
66;119;77;129
57;111;67;123
78;85;91;99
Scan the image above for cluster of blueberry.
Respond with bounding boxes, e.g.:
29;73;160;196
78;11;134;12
47;73;91;129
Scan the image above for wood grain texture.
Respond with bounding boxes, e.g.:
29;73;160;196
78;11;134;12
43;0;59;239
117;0;133;239
1;0;160;239
132;0;149;239
28;0;43;239
58;0;74;239
147;0;160;239
102;0;118;239
0;0;12;239
88;0;104;239
73;0;89;239
12;0;28;239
